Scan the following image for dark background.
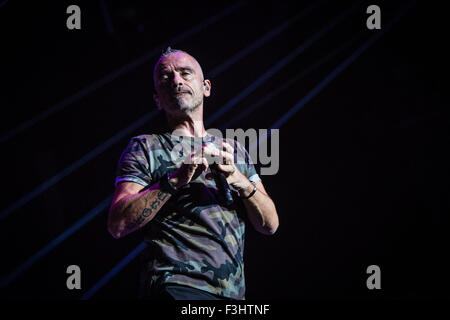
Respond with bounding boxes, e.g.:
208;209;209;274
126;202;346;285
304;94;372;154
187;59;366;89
0;0;448;300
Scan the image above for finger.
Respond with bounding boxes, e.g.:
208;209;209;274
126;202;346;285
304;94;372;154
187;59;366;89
222;141;234;155
220;142;235;165
191;156;203;165
186;163;198;180
191;147;204;160
203;147;233;165
202;145;222;164
200;157;209;171
222;151;234;165
217;163;236;174
214;151;233;165
202;144;220;156
215;148;234;165
189;152;197;164
188;162;198;171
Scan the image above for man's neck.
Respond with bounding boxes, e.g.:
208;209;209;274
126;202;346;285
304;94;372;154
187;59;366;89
166;110;206;138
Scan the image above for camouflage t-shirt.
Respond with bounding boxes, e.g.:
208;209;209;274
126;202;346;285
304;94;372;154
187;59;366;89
114;132;261;300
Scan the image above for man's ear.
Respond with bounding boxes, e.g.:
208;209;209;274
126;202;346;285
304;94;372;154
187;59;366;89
203;79;211;98
153;93;162;109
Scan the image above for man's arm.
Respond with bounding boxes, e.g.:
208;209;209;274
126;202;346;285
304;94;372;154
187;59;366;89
237;179;279;235
108;153;210;239
107;181;171;239
205;142;279;235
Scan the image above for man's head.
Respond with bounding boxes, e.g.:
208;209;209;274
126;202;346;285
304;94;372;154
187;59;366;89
153;47;211;117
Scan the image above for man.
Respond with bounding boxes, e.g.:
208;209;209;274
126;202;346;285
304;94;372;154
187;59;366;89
107;47;279;300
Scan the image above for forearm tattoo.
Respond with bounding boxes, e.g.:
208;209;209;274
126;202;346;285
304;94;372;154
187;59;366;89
125;191;169;231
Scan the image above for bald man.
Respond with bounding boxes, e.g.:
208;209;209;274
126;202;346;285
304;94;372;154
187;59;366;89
107;47;278;300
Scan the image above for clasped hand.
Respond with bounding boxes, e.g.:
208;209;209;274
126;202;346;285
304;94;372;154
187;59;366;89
169;141;250;191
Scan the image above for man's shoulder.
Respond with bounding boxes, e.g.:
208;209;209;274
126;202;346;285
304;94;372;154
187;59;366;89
128;133;171;151
129;133;155;144
131;133;164;141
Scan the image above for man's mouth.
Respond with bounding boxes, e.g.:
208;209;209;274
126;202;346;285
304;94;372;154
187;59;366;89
174;91;191;97
174;87;191;94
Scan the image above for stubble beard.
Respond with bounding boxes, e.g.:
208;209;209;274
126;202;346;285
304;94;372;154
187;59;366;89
176;94;202;113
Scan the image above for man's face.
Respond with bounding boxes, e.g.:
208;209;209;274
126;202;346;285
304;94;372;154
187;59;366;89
153;52;211;116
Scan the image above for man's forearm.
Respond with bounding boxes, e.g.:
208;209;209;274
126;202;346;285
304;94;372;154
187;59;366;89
239;180;279;235
108;183;171;239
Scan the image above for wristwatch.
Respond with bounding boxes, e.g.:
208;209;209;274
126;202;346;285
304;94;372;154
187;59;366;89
159;173;178;195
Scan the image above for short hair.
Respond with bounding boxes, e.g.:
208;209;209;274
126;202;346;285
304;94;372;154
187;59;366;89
153;46;205;85
160;46;188;58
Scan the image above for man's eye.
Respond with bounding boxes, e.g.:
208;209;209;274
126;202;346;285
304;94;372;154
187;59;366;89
182;72;191;76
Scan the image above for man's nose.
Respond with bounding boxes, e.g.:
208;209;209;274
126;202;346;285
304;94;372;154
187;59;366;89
171;73;183;88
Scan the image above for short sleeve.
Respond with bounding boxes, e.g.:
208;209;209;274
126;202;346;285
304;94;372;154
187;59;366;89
115;137;152;187
231;139;261;184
